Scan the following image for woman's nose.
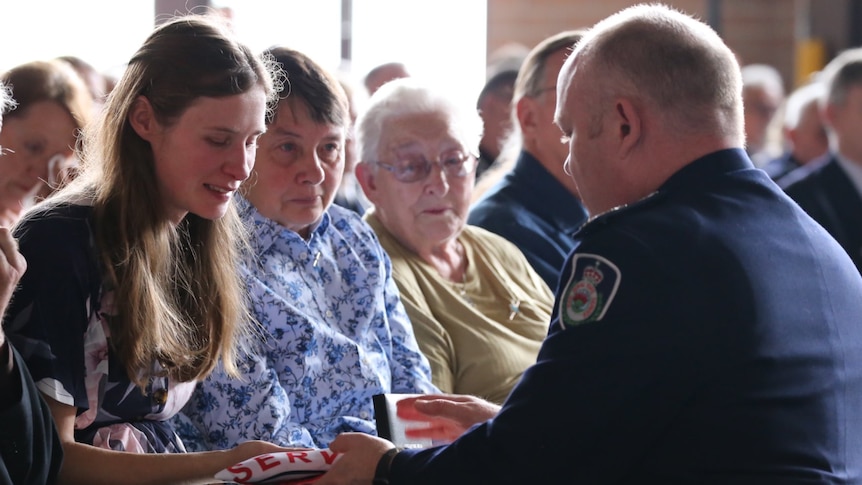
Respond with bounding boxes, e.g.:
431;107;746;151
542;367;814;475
423;161;450;196
298;154;325;185
225;146;255;182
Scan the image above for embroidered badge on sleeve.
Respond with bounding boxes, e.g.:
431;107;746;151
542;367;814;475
559;253;621;328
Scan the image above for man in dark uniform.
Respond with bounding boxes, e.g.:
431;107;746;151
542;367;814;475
469;30;589;290
0;82;63;485
317;5;862;484
779;47;862;274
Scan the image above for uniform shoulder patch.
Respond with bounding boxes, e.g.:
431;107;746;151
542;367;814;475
559;253;621;328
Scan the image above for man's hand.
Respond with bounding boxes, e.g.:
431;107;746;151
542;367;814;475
396;394;501;443
316;433;394;485
0;227;26;342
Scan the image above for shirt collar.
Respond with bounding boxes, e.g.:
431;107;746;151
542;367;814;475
236;195;331;255
510;150;588;232
835;152;862;198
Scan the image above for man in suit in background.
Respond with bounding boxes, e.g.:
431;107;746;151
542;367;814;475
780;47;862;274
762;81;829;180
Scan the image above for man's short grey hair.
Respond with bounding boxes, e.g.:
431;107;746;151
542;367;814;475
783;81;825;129
0;81;16;115
820;47;862;107
741;64;785;101
355;77;483;164
571;4;744;140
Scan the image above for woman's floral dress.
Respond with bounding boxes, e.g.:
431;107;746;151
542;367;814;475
6;203;195;452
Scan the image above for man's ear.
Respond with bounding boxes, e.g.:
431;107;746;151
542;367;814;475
354;162;379;204
516;96;539;137
128;95;158;142
785;126;799;147
614;98;641;158
823;102;839;132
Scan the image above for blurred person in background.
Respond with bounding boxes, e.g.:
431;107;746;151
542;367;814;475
56;55;113;115
469;30;588;289
475;69;518;179
333;73;370;214
741;63;785;165
762;80;829;180
363;61;410;97
0;59;93;226
780;47;862;274
0;79;63;485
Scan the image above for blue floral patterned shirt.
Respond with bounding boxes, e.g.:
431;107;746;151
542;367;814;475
176;200;437;449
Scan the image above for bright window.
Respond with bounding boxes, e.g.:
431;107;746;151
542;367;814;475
1;0;487;112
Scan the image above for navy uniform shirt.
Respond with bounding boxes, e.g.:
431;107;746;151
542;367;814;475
389;148;862;484
469;150;588;290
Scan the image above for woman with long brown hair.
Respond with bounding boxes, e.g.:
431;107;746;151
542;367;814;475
4;14;290;484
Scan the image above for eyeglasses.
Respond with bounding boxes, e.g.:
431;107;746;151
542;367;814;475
374;150;477;183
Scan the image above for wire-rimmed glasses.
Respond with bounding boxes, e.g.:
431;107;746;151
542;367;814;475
373;150;477;183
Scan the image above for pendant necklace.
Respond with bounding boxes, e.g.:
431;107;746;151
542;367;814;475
456;276;475;307
508;299;520;320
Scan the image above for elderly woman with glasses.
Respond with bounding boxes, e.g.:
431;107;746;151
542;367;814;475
355;78;553;404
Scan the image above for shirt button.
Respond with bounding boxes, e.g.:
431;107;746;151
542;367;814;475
360;411;370;419
326;310;333;318
300;251;308;260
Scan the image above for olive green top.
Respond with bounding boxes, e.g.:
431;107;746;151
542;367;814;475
365;210;553;404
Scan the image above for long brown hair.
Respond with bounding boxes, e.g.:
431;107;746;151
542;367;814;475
68;15;278;386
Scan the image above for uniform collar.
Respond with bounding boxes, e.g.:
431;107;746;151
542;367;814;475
658;148;753;194
578;148;753;230
236;195;331;255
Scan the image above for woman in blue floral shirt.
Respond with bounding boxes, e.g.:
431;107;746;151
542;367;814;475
177;46;438;450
